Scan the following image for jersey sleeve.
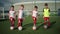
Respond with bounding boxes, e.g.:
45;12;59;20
43;8;44;12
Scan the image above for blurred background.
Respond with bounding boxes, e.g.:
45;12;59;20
0;0;60;19
0;0;60;34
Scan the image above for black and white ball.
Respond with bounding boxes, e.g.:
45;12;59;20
44;25;48;29
32;26;36;30
18;26;22;30
10;26;14;30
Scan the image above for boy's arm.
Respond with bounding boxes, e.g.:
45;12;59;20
14;11;16;19
37;12;38;19
49;8;50;16
43;8;44;12
49;8;50;12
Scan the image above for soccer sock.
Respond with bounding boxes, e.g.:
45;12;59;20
47;20;50;26
18;19;23;27
10;19;14;27
44;20;47;25
33;18;36;26
18;20;20;27
48;21;50;27
12;20;14;27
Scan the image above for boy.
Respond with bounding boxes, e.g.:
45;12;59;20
9;6;16;30
18;5;24;30
32;6;38;30
43;3;50;29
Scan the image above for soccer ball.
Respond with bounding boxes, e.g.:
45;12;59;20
10;26;14;30
32;26;36;30
18;26;22;30
44;25;48;29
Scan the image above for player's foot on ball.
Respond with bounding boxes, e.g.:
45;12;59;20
32;26;36;30
10;26;14;30
44;25;48;29
18;26;22;31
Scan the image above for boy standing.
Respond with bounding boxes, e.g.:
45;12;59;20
9;6;16;30
18;5;24;30
32;6;38;30
43;3;50;29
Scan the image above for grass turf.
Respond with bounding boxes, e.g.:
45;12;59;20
0;16;60;34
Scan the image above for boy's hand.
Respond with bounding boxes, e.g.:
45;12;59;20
43;16;44;18
9;17;10;19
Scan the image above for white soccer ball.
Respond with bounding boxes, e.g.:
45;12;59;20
32;26;36;30
10;26;14;30
18;26;22;30
44;25;48;29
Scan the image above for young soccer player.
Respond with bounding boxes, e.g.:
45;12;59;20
9;6;16;30
18;4;24;30
43;3;50;29
32;6;38;30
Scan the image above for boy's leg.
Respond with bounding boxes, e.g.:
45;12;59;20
44;17;50;26
44;17;49;29
44;17;47;25
32;17;37;30
18;19;23;27
47;17;50;27
10;17;15;27
33;17;37;26
18;18;23;30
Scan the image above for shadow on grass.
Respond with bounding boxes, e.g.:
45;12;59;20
14;27;18;30
14;21;56;30
22;23;33;30
37;22;44;30
37;21;56;30
22;22;40;30
13;23;33;30
49;21;56;28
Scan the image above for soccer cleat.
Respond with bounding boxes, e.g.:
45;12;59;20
10;26;14;30
44;25;48;29
18;26;22;30
32;26;36;30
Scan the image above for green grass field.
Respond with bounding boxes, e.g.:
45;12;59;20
0;16;60;34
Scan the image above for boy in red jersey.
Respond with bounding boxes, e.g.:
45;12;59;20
32;6;38;30
18;5;24;30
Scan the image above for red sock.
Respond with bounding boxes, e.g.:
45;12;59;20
44;21;47;25
48;21;50;27
10;18;14;27
18;19;23;27
33;18;36;26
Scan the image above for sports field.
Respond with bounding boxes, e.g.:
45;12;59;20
0;16;60;34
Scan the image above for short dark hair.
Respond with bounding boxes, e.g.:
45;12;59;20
11;5;14;8
45;3;48;6
34;6;38;9
20;4;24;8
